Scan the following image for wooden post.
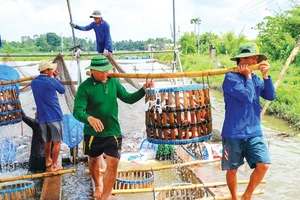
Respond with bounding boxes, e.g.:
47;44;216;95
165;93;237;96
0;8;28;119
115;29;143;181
261;38;300;117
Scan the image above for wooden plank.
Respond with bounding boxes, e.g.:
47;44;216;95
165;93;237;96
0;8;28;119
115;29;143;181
40;175;62;200
40;156;62;200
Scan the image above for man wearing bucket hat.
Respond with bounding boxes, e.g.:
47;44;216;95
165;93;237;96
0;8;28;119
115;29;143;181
31;60;65;172
73;55;154;199
221;43;276;200
70;10;113;55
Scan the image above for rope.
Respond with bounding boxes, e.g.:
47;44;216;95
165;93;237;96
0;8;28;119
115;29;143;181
151;168;156;200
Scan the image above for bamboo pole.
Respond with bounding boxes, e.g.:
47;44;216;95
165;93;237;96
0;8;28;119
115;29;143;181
196;190;265;200
85;64;260;79
85;159;220;174
0;76;37;85
1;63;260;85
261;37;300;117
111;180;266;194
0;168;76;183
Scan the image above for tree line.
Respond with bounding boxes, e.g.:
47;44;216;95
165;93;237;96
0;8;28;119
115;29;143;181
178;1;300;66
0;33;173;54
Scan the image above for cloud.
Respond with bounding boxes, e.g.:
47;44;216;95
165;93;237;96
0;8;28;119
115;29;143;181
0;0;291;42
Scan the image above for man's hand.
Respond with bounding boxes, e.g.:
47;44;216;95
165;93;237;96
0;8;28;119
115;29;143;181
238;64;252;79
53;69;59;78
103;49;109;56
70;22;76;28
143;80;155;90
259;60;270;79
87;116;104;132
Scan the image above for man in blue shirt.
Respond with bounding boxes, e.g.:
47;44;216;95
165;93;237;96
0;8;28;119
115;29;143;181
31;60;65;172
70;10;113;55
221;43;276;200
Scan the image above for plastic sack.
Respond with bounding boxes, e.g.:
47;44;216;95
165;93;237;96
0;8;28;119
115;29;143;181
0;139;17;164
203;142;223;160
62;114;84;148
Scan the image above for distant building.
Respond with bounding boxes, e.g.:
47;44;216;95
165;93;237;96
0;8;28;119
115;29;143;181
148;43;174;51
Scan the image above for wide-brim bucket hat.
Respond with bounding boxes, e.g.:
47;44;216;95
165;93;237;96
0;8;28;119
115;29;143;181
90;10;102;18
230;43;267;63
85;55;114;72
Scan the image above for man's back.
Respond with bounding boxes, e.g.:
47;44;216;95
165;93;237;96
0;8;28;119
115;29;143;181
31;74;65;123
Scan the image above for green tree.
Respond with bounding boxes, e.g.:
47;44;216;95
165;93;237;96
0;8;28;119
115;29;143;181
213;30;248;56
36;35;51;52
46;32;61;51
256;2;300;64
178;32;197;54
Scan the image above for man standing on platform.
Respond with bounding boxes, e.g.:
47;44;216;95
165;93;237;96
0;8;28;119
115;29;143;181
31;60;65;172
70;10;113;55
221;43;276;200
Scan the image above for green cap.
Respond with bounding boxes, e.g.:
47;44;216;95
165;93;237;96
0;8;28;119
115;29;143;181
230;43;267;63
85;55;114;72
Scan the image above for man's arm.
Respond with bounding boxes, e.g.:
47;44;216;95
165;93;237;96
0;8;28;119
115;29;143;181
74;22;94;31
222;72;255;104
21;109;38;129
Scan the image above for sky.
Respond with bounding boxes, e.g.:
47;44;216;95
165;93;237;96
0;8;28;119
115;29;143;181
0;0;293;43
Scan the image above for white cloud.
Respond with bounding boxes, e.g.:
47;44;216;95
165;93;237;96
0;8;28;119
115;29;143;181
0;0;291;42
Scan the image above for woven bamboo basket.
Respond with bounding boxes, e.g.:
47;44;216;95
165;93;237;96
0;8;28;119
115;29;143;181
0;87;22;126
0;180;35;200
114;171;154;189
145;84;212;145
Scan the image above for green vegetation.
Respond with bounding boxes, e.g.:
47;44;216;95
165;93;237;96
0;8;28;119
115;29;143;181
0;34;172;54
155;1;300;130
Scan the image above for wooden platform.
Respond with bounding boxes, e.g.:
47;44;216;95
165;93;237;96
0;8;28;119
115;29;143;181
40;156;62;200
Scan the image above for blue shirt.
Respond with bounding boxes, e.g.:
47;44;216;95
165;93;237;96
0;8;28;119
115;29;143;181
221;72;275;139
31;74;65;123
75;20;113;53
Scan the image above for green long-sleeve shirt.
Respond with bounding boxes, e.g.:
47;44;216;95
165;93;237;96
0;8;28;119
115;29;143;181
73;77;145;137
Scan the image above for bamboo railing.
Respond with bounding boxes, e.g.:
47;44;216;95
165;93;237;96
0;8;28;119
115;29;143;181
85;159;220;174
0;168;76;183
110;180;266;194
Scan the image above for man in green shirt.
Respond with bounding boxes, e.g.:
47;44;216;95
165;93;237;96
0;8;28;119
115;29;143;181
73;55;154;199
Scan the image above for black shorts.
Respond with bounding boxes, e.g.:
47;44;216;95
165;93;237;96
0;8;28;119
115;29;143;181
83;134;122;159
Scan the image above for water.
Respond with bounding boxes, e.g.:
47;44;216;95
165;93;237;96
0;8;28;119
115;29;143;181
210;90;300;200
1;60;300;199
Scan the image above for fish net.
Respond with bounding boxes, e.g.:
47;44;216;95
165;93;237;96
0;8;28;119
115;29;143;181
0;54;78;165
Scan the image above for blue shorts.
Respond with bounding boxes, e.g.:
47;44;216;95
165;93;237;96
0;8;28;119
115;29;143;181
221;136;271;170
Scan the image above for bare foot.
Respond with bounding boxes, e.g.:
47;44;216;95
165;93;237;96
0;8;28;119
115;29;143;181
50;165;63;172
94;185;102;198
46;158;52;167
